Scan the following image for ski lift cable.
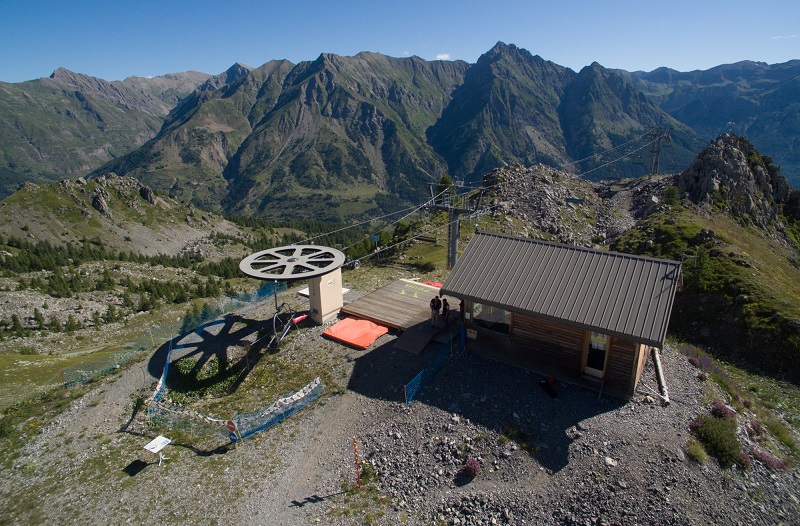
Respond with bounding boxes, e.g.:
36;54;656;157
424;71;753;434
338;186;453;253
564;133;649;168
350;203;501;265
567;138;658;181
302;186;451;245
300;204;420;244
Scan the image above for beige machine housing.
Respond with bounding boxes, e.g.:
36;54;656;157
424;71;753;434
308;268;343;324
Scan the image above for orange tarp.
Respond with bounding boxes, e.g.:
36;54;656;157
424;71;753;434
322;317;389;350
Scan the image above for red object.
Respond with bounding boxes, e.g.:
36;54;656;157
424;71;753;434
226;420;237;432
423;281;443;288
322;317;389;350
353;436;361;488
291;314;308;325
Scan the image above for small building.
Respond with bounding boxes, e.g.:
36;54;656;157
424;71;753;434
441;232;682;398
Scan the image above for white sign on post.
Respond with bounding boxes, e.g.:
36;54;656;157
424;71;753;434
144;435;171;466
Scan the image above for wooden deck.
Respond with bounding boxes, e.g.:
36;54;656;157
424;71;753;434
341;279;455;331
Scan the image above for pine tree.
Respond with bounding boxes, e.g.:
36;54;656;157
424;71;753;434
64;314;81;333
33;308;45;330
49;314;62;332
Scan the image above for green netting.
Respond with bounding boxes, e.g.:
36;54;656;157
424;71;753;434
62;282;284;386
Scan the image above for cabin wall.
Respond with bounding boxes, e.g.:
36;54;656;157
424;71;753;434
511;314;583;376
633;345;651;393
605;337;638;397
485;311;646;399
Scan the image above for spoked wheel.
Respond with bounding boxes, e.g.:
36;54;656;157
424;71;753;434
239;245;346;281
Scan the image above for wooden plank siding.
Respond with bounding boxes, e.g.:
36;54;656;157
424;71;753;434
467;311;649;399
633;345;651;394
510;314;584;376
605;338;638;398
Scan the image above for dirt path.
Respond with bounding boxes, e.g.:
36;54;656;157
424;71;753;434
237;391;371;524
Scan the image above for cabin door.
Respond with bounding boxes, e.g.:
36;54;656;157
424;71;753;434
584;332;608;378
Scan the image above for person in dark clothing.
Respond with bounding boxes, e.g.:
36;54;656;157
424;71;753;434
430;296;441;327
441;298;450;326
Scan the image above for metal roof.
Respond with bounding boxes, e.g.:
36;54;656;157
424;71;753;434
440;232;682;347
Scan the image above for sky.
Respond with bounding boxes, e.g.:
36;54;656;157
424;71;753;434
1;0;798;83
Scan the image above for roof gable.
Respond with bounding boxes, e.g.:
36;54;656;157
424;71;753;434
441;232;681;347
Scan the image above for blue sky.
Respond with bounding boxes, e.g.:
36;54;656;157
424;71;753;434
1;0;798;82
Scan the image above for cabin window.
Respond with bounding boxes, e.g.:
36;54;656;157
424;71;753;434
472;303;510;334
586;332;608;377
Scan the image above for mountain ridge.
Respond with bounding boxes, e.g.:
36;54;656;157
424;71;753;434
94;43;708;220
0;67;212;196
3;44;799;218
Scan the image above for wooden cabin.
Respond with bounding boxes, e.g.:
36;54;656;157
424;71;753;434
440;232;682;398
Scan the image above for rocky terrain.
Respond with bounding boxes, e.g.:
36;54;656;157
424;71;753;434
0;173;244;257
484;163;674;247
486;133;800;250
2;282;799;525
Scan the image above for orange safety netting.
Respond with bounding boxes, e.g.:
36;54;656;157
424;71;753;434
322;317;389;350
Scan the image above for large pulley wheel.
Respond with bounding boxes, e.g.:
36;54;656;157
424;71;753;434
239;245;345;281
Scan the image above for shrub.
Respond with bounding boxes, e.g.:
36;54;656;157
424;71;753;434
747;420;765;438
688;357;699;367
710;400;737;419
359;460;378;483
415;261;436;273
686;438;708;464
463;457;481;478
763;417;799;454
691;414;745;469
663;185;680;206
752;449;787;471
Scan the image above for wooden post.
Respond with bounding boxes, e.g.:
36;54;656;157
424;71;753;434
352;436;361;488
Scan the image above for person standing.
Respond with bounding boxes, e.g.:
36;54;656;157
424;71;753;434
430;296;441;327
441;298;450;326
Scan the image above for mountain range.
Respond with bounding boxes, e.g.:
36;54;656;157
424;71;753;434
0;66;210;197
2;42;798;221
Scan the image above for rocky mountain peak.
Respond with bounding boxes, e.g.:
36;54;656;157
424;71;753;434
49;67;79;81
679;133;797;230
197;62;253;91
224;62;252;81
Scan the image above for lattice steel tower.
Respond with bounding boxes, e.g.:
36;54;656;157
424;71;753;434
645;127;671;177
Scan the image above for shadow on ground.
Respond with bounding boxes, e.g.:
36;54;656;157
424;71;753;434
347;324;625;473
146;311;289;395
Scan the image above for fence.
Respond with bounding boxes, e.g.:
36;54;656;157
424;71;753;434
230;377;324;442
147;377;323;444
62;320;181;387
61;281;285;387
404;324;465;406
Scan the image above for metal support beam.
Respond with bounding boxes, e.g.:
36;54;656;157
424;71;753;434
428;183;484;270
447;209;460;269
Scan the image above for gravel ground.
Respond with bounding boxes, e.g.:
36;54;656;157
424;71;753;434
2;288;799;525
